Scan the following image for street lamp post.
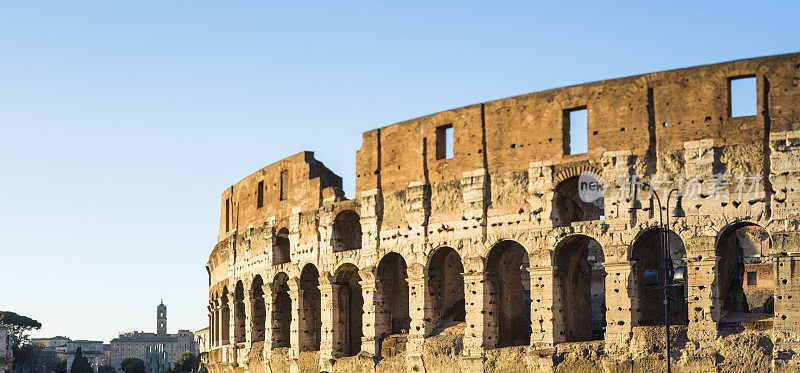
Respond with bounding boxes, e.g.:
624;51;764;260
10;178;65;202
629;179;686;373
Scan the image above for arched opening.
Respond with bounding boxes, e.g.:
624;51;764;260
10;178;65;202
333;263;363;357
427;247;465;332
486;240;531;347
300;264;321;351
272;272;291;347
233;281;246;343
554;235;605;342
377;253;411;342
332;210;362;252
717;223;773;322
630;228;688;326
251;275;266;343
274;228;291;265
551;175;604;227
221;287;230;345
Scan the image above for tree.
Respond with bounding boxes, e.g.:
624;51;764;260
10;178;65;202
99;365;118;373
120;356;146;373
0;311;42;344
70;347;94;373
174;351;199;372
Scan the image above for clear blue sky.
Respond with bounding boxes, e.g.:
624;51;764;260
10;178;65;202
0;1;797;343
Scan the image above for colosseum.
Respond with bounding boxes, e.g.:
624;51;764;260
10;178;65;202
205;52;800;372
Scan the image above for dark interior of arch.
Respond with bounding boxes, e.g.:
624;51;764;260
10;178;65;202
551;176;604;227
234;281;246;343
334;264;363;357
300;265;322;351
221;288;230;343
274;228;291;265
554;235;605;342
251;276;266;343
272;273;291;347
377;253;410;336
630;229;688;326
487;240;531;347
717;224;773;319
332;210;362;252
428;247;465;331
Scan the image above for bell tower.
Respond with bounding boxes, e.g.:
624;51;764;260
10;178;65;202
157;300;167;335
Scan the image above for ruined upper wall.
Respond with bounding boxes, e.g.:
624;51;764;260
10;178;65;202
217;151;342;242
356;52;800;196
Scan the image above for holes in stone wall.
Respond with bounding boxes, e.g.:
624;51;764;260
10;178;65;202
251;275;266;343
717;223;773;320
486;240;531;347
332;210;362;252
300;264;322;351
630;228;688;326
272;272;291;348
564;107;588;155
729;76;757;117
334;263;363;357
257;180;264;209
427;247;465;333
554;235;604;342
233;281;246;343
436;124;454;160
376;253;411;340
274;228;291;265
551;176;604;227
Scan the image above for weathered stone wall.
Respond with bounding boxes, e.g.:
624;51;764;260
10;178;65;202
206;53;800;372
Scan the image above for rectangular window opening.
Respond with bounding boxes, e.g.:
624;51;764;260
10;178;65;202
257;180;264;208
730;76;757;117
747;271;757;286
279;170;288;201
435;124;454;160
564;107;588;155
225;198;230;232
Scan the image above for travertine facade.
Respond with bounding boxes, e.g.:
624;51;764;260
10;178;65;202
206;53;800;372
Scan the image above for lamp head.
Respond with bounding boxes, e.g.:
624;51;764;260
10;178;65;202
672;194;686;218
629;183;643;210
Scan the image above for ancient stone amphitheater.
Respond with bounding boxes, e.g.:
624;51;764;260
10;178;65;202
205;53;800;372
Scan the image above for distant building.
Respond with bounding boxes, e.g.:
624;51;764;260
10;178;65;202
109;301;197;371
0;325;12;373
30;336;71;352
66;340;103;371
195;327;210;353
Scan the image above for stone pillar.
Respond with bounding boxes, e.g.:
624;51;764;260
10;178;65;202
687;256;719;342
262;284;274;362
244;292;254;348
211;305;218;348
603;261;634;354
359;268;379;358
529;265;556;349
288;278;301;373
461;257;488;371
207;306;214;349
406;264;426;371
318;273;336;372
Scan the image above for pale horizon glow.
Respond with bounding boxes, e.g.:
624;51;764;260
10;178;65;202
0;1;798;343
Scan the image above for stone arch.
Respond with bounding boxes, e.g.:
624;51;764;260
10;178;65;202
486;240;531;347
551;174;604;227
233;281;246;343
553;234;605;342
332;210;362;252
630;228;688;326
376;252;411;340
251;275;266;343
426;246;465;332
221;287;230;344
333;263;363;357
299;264;321;351
271;272;291;347
274;228;291;265
716;222;773;320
